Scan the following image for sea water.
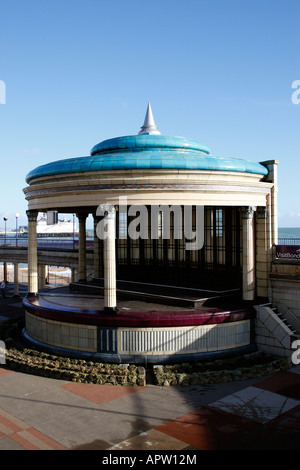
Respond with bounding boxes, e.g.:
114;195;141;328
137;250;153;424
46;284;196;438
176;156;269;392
278;227;300;243
278;227;300;238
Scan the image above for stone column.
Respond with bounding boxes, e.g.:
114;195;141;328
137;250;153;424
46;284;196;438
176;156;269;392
260;160;279;246
14;262;19;296
269;163;278;246
27;210;38;295
256;207;269;299
38;265;46;290
45;265;49;284
77;213;87;282
3;262;8;282
71;268;77;283
101;205;117;312
242;206;255;301
93;213;100;279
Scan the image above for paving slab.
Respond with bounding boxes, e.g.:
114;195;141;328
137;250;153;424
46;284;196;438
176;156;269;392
0;366;300;450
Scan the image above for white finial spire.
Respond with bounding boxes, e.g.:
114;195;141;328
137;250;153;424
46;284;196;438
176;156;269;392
138;102;161;135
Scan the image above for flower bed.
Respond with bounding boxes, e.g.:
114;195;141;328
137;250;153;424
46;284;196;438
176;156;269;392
2;345;291;387
153;352;290;386
5;345;146;386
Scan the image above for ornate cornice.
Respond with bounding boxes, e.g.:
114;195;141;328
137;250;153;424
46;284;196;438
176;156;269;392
24;182;269;199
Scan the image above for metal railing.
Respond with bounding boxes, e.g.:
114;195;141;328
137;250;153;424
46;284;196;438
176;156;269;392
278;238;300;246
0;236;299;252
0;237;94;250
275;237;300;260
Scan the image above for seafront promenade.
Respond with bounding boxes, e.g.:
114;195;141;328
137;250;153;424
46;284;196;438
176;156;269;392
1;362;300;450
1;296;300;451
1;294;300;451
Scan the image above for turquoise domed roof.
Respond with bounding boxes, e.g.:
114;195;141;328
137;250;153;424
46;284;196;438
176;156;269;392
25;104;268;183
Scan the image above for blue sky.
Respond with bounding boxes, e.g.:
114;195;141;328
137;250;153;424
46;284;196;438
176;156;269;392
0;0;299;229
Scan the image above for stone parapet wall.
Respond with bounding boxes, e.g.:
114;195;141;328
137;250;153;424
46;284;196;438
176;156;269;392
270;261;300;318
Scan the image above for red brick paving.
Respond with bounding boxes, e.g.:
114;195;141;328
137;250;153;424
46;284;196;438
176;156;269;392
0;407;66;450
61;382;147;405
0;367;14;376
254;371;300;400
1;366;300;450
155;406;260;450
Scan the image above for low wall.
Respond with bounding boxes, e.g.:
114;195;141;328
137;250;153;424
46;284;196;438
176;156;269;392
23;308;256;365
255;304;298;360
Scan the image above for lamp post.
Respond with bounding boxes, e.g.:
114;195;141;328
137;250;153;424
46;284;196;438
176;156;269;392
3;217;7;244
15;213;19;247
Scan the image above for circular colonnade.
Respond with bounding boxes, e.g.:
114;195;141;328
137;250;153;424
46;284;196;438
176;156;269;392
21;104;278;363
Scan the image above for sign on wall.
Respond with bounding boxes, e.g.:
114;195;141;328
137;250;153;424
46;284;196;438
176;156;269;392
275;245;300;259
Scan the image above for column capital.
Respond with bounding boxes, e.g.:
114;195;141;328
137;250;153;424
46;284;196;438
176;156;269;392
241;206;256;219
98;204;116;218
76;212;88;223
257;206;268;219
26;210;38;222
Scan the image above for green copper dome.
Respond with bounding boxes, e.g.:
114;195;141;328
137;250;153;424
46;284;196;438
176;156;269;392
25;104;268;183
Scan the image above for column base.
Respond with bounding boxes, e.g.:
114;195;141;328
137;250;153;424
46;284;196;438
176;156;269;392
26;292;39;299
102;306;118;314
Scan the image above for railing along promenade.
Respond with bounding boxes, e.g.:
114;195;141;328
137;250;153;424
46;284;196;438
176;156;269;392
276;238;300;261
0;237;94;270
0;237;94;250
0;236;299;261
278;238;300;246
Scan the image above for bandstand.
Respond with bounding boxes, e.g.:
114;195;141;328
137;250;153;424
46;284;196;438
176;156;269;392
22;104;278;364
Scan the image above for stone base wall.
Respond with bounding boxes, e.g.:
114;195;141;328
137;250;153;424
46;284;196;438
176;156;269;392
25;312;98;352
24;311;254;364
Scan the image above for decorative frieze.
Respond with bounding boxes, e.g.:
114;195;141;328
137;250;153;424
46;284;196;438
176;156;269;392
24;181;269;198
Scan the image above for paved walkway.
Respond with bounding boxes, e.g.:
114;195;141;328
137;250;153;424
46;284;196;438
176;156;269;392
0;364;300;450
